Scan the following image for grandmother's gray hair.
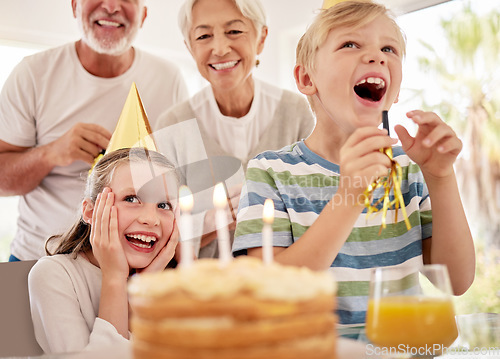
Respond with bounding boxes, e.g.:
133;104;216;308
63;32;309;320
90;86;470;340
178;0;267;50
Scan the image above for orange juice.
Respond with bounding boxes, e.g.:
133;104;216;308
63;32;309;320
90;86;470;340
366;296;458;349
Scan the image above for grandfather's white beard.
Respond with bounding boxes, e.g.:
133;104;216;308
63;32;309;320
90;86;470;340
76;5;140;56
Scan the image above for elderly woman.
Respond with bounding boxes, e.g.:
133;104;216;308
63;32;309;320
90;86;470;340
155;0;314;258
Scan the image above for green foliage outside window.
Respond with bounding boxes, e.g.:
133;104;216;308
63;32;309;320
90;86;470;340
415;2;500;314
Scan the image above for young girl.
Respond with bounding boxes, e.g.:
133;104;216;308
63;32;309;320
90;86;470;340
28;148;180;354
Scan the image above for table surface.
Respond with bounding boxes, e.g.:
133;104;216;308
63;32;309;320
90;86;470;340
2;338;367;359
5;338;499;359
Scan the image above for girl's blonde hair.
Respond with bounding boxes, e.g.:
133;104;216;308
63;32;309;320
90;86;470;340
45;148;178;257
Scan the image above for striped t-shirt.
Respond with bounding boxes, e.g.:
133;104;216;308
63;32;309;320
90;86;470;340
233;140;432;335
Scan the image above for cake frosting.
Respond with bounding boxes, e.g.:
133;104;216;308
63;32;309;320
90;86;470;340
129;257;336;300
128;257;338;359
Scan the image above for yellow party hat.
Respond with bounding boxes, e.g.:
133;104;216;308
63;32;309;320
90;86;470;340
89;83;157;172
322;0;343;9
106;82;157;153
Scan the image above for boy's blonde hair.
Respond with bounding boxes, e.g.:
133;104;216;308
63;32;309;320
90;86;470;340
296;1;406;108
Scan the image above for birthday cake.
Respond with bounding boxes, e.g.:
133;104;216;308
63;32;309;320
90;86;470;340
128;257;337;359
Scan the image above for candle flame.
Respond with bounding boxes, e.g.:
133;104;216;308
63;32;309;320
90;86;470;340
213;182;227;209
263;199;275;224
179;185;193;212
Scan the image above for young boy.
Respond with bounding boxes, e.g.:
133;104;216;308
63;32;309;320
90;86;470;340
233;1;475;334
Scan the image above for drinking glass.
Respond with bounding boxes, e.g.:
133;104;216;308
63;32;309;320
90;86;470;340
365;264;458;357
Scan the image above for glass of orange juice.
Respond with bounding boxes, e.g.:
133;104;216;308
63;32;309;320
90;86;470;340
365;265;458;357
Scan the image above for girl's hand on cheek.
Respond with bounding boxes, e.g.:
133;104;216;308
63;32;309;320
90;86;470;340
395;110;462;179
137;219;179;274
90;187;129;282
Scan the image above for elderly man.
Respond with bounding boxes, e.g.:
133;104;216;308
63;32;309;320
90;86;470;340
0;0;188;261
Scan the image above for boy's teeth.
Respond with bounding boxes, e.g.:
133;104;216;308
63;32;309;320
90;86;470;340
97;20;120;27
356;77;385;88
128;234;157;243
212;61;238;70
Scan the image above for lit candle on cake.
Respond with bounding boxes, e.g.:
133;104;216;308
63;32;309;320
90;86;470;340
178;185;194;268
262;199;274;265
213;182;232;266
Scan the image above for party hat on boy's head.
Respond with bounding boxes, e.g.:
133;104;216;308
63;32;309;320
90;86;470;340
106;82;157;153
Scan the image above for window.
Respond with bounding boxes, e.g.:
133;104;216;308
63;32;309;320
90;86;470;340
0;42;44;261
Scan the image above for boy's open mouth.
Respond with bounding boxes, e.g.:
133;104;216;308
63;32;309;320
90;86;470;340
354;77;386;102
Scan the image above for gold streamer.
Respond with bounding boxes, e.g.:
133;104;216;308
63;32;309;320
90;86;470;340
363;146;411;235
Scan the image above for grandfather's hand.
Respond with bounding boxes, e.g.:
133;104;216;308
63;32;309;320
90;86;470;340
45;123;111;166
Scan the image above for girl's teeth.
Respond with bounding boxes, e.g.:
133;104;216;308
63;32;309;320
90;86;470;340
133;242;151;249
128;234;157;243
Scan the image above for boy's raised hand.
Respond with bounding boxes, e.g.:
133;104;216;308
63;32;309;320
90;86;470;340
395;110;462;179
90;187;129;281
339;127;398;199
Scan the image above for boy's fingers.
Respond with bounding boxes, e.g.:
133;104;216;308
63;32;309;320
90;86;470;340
364;164;390;184
422;124;457;148
342;151;392;180
407;110;442;127
436;136;462;155
406;110;427;120
359;152;393;170
394;125;413;150
345;127;388;147
348;136;397;162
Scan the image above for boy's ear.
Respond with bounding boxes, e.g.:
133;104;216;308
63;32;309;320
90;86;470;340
82;199;94;225
294;64;317;96
394;91;400;104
